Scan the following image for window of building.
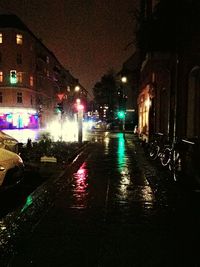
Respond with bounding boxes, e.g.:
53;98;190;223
16;34;23;45
0;33;2;44
0;92;2;103
17;72;23;83
17;53;22;64
0;71;3;82
30;76;34;86
10;70;17;84
31;95;33;105
46;56;49;63
17;92;23;103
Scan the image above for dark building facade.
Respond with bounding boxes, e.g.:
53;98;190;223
137;0;200;143
117;52;141;129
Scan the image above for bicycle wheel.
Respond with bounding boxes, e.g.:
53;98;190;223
149;142;160;160
161;147;171;167
169;150;182;182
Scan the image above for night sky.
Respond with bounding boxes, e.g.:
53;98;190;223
0;0;138;94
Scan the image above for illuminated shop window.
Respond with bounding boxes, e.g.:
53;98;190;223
10;70;17;84
0;92;2;103
17;72;23;83
0;71;3;82
0;33;2;43
17;92;23;103
16;34;23;45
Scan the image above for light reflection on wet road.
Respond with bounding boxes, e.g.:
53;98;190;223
69;132;155;220
5;132;200;267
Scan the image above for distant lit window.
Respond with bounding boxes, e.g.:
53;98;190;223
0;33;2;44
0;71;3;82
17;72;23;83
16;34;23;45
17;92;23;103
10;70;17;84
46;70;49;77
0;92;2;103
30;76;33;86
46;56;49;63
17;53;22;64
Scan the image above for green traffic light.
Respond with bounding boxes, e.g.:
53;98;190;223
117;111;125;119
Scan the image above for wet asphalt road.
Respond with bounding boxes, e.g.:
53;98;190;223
1;132;200;266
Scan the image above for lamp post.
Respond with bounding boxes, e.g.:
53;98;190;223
76;98;84;144
117;75;127;131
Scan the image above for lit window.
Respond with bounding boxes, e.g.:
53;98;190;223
16;34;23;45
17;72;23;83
0;33;2;44
0;71;3;82
17;92;23;103
10;70;17;84
0;92;2;103
17;53;22;64
30;76;33;86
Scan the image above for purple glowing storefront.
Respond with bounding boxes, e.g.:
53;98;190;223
0;107;39;129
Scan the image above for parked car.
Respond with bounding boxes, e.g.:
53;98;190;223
0;148;24;189
0;131;19;153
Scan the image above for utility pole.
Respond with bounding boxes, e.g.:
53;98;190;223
76;99;84;144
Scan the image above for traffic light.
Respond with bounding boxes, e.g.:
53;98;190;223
55;102;63;113
117;110;125;119
10;70;17;84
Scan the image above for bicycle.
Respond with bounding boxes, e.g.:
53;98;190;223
148;132;167;161
161;138;182;181
148;134;182;181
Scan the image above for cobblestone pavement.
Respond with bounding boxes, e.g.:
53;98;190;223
1;132;200;267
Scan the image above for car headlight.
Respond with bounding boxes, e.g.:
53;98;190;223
17;156;23;164
0;165;5;171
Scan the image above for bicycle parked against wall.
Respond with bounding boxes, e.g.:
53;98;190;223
161;137;182;181
148;132;171;166
148;132;166;160
148;133;182;181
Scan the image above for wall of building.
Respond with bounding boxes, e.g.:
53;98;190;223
0;14;83;129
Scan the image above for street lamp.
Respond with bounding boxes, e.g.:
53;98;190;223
76;99;84;143
75;98;84;143
75;85;80;92
121;76;127;83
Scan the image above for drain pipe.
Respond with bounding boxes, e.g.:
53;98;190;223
173;52;179;143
